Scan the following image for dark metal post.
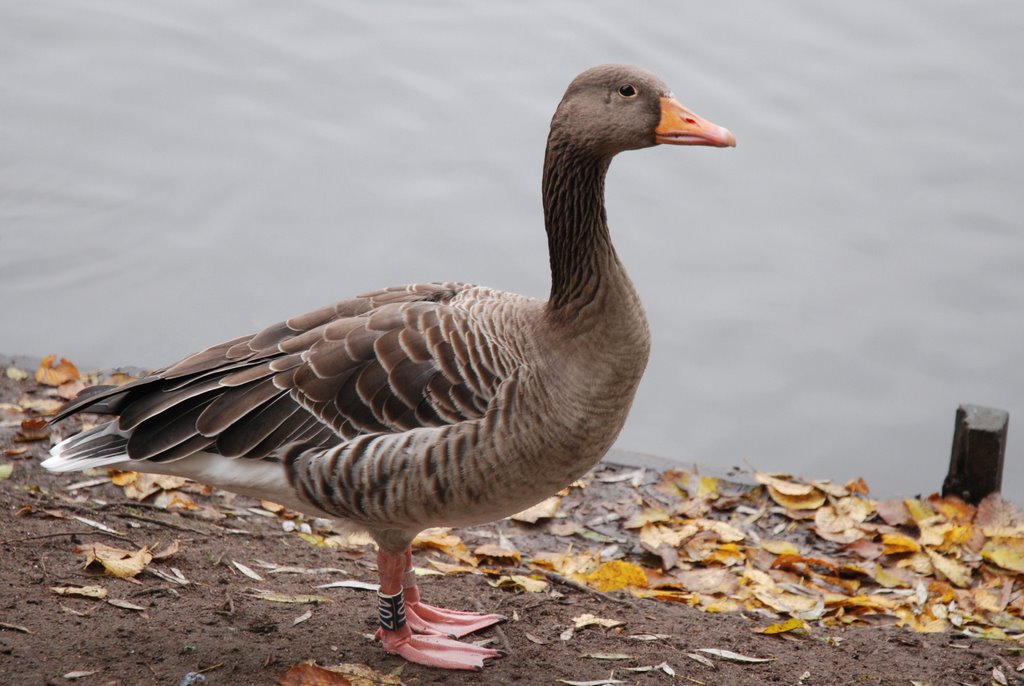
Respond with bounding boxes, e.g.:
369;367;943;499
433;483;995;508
942;404;1008;505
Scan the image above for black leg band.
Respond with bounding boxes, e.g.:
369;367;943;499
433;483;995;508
378;589;407;632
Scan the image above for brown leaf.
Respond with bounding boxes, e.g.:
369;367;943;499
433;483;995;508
279;662;401;686
17;397;63;416
74;543;153;579
151;540;182;560
56;379;87;400
16;417;50;442
34;355;80;386
510;496;561;523
278;663;352;686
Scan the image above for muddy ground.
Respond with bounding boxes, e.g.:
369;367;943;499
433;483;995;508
1;358;1022;686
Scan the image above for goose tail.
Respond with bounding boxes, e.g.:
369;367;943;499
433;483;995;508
42;421;131;473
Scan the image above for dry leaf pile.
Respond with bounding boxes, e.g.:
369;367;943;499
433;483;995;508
404;468;1024;641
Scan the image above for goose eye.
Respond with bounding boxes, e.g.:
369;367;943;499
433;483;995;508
617;84;638;98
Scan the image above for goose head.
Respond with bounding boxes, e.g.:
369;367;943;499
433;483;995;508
549;64;735;158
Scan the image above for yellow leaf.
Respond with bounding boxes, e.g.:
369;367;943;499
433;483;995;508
904;498;937;524
924;550;973;588
277;662;352;686
760;539;801;556
413;528;478;566
586;560;649;592
703;543;745;566
697;476;720;500
34;355;80;386
758;617;808;634
871;563;918;589
109;471;138;486
981;537;1024;574
510;496;561;523
766;485;826;511
572;613;624;629
881;532;921;555
5;366;29;381
74;543;152;579
756;473;826;509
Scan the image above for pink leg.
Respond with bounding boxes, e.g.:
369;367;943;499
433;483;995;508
401;549;505;638
374;548;502;670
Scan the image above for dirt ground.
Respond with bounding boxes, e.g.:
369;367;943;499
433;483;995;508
1;357;1022;686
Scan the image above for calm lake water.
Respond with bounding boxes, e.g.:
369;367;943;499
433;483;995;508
2;1;1023;500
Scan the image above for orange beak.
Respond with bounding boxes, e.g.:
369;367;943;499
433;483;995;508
654;96;736;148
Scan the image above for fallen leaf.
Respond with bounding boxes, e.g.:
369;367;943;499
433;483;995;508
0;463;12;480
292;609;313;626
510;496;561;523
57;379;86;400
232;560;265;581
16;417;50;441
151;540;182;560
761;539;801;556
881;532;921;555
623;508;672;529
5;366;29;381
75;543;152;579
51;586;108;599
585;560;648;592
697;648;774;663
488;575;548;593
555;680;624;686
35;355;81;386
757;617;808;634
250;590;333;604
981;537;1024;574
278;662;352;686
107;598;147;611
572;613;624;629
17;397;63;416
62;670;99;680
473;543;522;565
302;663;404;686
317;580;379;591
924;550;972;588
756;472;826;510
685;652;716;668
412;528;478;566
0;622;33;634
582;653;633;660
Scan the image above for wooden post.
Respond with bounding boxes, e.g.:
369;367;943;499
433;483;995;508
942;404;1008;505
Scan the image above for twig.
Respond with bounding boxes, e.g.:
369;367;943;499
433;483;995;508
2;530;131;545
110;511;208;535
541;570;637;608
473;598;511;655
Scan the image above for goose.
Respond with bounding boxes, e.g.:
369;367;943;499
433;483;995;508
44;64;734;670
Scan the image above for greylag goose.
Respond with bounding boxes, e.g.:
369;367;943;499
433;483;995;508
44;64;734;670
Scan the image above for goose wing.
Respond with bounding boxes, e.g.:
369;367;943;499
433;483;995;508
55;282;509;462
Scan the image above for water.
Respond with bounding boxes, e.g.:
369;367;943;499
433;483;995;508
2;0;1023;500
